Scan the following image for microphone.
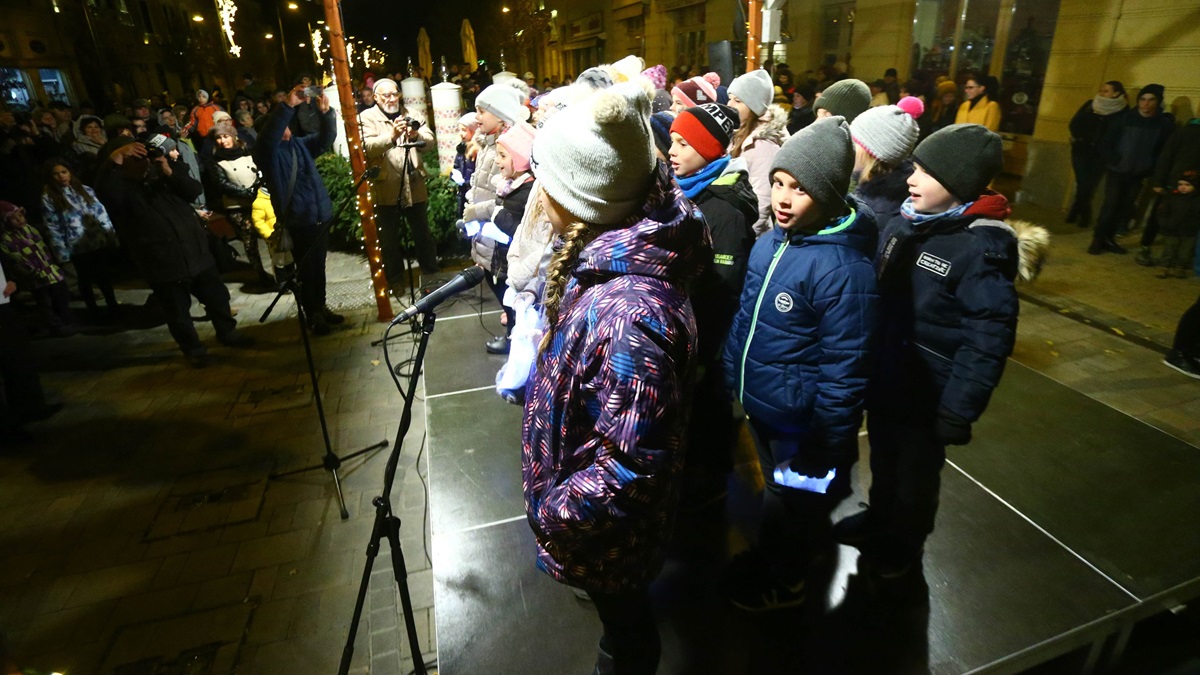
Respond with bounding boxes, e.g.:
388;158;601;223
361;166;381;181
393;267;486;323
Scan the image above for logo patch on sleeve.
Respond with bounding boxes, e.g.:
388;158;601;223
916;252;952;277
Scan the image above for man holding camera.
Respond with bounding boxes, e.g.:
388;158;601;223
361;78;440;284
96;137;252;367
254;84;344;335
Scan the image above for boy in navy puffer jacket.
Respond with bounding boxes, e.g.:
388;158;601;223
836;124;1047;578
722;116;879;611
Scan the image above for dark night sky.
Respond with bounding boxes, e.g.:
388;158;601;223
341;0;502;75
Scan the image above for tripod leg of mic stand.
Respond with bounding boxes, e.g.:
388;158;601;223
338;497;386;675
384;512;428;675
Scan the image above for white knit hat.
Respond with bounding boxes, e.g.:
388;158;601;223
476;83;530;126
531;83;656;226
729;69;774;116
849;95;925;165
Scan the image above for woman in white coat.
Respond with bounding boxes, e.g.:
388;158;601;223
727;69;790;236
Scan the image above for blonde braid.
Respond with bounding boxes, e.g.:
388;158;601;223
728;112;760;158
538;220;595;355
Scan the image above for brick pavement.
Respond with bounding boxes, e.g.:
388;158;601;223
3;210;1198;674
1;245;436;674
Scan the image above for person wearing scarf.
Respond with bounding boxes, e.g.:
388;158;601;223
668;103;759;507
70;115;107;184
1067;81;1128;228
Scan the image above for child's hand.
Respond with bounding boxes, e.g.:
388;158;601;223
3;280;15;297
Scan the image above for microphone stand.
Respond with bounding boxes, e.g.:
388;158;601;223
339;310;437;675
261;167;389;520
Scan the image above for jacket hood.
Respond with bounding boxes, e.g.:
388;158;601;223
574;160;712;284
964;191;1012;220
743;104;790;149
701;159;759;222
856;159;912;203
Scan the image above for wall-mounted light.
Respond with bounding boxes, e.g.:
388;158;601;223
264;32;274;38
502;6;510;12
287;2;298;9
192;14;204;21
299;42;306;47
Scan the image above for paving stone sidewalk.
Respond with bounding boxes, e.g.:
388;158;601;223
1;248;437;674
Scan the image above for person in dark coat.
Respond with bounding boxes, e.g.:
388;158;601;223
667;103;758;507
1091;83;1175;255
722;117;879;611
1137;116;1200;263
0;256;62;445
787;83;817;136
1067;81;1127;229
95;137;253;367
1152;170;1200;277
836;124;1049;578
253;85;343;335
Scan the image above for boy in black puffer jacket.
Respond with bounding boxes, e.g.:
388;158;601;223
836;124;1048;578
667;103;758;508
722;116;879;611
1153;170;1200;278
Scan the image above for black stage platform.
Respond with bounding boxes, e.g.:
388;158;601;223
420;289;1200;674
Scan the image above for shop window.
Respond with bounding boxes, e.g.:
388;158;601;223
1;68;36;110
38;69;74;105
822;2;854;67
910;0;1060;135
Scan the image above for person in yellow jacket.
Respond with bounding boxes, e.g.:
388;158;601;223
251;187;293;274
956;75;1001;131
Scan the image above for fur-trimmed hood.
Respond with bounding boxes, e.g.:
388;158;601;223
1007;219;1050;282
744;104;790;148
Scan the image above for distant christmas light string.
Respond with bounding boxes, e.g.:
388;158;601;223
216;0;240;57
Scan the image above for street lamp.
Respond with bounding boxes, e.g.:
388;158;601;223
192;14;204;21
502;6;509;11
265;32;274;38
287;2;298;8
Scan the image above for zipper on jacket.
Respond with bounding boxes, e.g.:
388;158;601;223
739;239;790;402
914;342;953;362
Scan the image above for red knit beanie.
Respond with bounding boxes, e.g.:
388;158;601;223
671;72;721;107
670;103;739;162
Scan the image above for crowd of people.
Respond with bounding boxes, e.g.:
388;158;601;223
0;71;357;440
418;55;1056;674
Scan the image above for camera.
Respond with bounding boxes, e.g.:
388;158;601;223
305;85;324;100
144;143;165;160
402;117;421;132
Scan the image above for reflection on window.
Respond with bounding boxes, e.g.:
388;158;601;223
910;0;1060;135
996;2;1060;135
38;68;73;105
1;68;35;110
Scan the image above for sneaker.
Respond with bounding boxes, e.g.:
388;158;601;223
485;335;510;354
1135;246;1153;266
218;329;255;347
1163;351;1200;380
833;507;883;547
321;308;346;325
724;550;806;611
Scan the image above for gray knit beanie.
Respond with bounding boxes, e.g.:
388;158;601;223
771;115;854;215
813;79;871;122
728;69;774;116
476;83;530;126
850;96;925;165
912;123;1003;202
531;83;656;226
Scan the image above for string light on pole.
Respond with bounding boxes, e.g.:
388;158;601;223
215;0;240;56
311;25;323;63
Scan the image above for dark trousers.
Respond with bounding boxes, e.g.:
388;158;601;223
749;419;852;581
226;210;269;276
1069;146;1105;225
486;272;514;338
586;587;659;675
1095;171;1146;243
150;265;237;354
1139;195;1164;247
376;202;439;285
866;411;947;548
33;281;73;331
0;303;46;422
289;227;328;317
1175;293;1200;356
72;250;118;311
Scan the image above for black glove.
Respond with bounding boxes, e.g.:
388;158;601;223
788;451;835;479
935;407;972;446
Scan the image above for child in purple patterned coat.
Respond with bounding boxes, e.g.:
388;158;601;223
522;83;711;675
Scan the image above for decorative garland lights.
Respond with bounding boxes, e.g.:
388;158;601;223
216;0;240;57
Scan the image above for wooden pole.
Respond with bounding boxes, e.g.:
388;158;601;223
746;0;761;73
322;0;393;322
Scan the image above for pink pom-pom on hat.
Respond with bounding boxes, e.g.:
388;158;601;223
641;64;668;91
897;95;925;119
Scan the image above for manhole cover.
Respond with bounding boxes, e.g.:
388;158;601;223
145;464;269;541
226;380;311;419
327;278;376;311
